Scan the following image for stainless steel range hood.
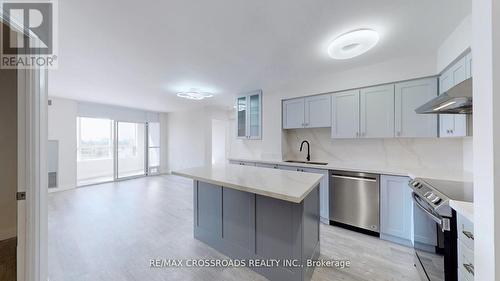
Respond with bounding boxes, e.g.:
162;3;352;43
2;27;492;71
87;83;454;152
415;78;472;114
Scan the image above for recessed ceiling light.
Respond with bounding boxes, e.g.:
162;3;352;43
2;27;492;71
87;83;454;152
176;90;214;100
327;29;379;60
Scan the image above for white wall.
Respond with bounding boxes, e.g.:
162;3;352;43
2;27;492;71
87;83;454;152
472;0;499;279
462;137;473;173
167;108;209;171
166;106;231;172
211;119;227;164
436;14;472;73
48;98;78;191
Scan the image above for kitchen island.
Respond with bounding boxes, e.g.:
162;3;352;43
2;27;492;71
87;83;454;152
173;164;323;281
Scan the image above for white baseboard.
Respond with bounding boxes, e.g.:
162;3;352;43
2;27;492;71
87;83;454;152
48;184;76;193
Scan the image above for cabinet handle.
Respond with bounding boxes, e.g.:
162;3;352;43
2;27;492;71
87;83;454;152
462;230;474;240
463;263;474;276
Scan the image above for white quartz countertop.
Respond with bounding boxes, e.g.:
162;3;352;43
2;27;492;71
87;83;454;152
450;200;474;222
229;157;473;182
172;164;323;203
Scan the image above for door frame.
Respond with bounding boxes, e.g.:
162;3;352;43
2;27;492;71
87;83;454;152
17;51;48;281
4;15;50;280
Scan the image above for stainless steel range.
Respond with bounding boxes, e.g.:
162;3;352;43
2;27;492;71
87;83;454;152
408;178;473;281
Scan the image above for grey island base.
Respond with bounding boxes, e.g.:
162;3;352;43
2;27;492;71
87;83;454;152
172;164;323;281
193;180;320;281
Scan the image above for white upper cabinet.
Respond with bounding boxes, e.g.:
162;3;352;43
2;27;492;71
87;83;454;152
305;94;331;128
331;90;360;139
236;90;262;139
465;52;472;79
439;54;469;138
360;84;395;138
395;78;438;138
282;94;331;129
283;98;305;129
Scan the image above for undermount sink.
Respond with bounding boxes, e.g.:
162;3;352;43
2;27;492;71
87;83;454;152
284;160;328;166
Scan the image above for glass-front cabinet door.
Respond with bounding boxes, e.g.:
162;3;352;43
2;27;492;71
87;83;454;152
236;90;262;139
248;92;261;139
237;96;247;138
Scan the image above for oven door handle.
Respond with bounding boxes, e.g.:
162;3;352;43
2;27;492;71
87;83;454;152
412;192;443;225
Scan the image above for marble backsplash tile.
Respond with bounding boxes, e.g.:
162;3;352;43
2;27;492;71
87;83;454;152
284;128;465;171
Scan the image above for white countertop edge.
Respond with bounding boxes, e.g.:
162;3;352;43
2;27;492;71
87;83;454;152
229;157;472;182
172;170;322;204
450;200;474;222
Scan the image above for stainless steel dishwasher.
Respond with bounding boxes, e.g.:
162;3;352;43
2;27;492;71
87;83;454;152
329;170;380;234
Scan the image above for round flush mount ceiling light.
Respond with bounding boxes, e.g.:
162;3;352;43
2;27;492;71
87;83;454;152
176;90;213;100
327;29;379;60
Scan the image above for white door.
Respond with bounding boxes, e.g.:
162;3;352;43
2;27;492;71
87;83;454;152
395;78;438;138
331;90;360;139
304;94;331;128
360;85;395;138
282;98;305;129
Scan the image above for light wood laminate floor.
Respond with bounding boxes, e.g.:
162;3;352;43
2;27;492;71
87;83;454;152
48;175;421;281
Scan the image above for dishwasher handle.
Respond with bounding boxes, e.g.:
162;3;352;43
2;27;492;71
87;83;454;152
331;174;377;182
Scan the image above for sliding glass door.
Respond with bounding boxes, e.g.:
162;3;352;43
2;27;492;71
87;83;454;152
76;118;158;186
116;122;146;179
76;117;114;186
147;122;160;175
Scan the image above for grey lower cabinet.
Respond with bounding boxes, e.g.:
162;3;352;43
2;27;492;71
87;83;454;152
380;175;413;246
278;165;329;224
194;180;320;281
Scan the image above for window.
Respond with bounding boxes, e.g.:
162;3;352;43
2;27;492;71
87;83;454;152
117;122;146;178
76;117;114;185
76;117;159;185
77;117;113;161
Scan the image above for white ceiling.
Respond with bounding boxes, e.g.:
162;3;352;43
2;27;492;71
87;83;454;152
49;0;471;112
